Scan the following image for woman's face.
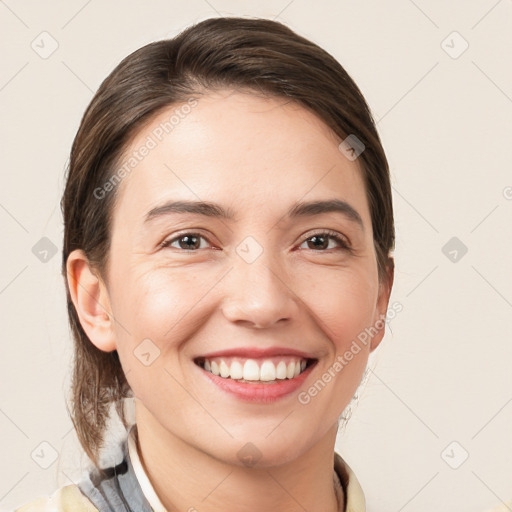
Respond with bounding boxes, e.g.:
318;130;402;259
98;89;391;466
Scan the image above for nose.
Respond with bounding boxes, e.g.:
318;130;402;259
220;248;299;329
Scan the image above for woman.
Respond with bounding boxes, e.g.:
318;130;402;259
16;16;395;511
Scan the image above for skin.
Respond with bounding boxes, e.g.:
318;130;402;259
67;89;393;512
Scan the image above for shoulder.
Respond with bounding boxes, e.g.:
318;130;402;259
13;484;99;512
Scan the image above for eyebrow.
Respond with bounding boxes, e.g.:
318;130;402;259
144;198;364;230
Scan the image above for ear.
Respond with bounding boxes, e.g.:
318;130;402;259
370;257;395;352
66;249;116;352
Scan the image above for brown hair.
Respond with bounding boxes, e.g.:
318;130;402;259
61;16;395;469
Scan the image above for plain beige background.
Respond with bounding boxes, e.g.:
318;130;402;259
1;1;511;511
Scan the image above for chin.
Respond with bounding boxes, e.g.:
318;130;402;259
203;429;315;470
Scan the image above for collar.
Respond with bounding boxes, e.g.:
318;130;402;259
127;425;167;511
334;450;366;511
127;425;365;512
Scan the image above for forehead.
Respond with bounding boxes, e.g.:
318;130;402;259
111;89;370;227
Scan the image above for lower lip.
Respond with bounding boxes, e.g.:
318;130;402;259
197;361;317;403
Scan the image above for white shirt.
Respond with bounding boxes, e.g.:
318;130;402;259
127;425;168;511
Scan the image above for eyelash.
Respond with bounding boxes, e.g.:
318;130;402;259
159;230;351;253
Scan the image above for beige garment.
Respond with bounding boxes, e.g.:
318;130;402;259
483;502;512;512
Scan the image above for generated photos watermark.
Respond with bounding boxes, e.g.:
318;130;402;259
93;97;198;200
297;301;403;405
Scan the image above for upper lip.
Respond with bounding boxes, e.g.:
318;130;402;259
196;347;317;360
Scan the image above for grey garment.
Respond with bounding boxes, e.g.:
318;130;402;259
77;436;154;512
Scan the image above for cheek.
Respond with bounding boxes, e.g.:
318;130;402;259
109;269;207;412
110;267;218;368
124;271;197;335
294;270;378;417
301;266;378;384
299;266;379;348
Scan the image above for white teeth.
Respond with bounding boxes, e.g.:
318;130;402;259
260;360;276;381
200;357;310;381
276;361;287;379
230;360;243;379
286;362;295;379
219;360;230;378
243;360;260;381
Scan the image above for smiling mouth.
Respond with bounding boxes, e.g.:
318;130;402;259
194;356;317;384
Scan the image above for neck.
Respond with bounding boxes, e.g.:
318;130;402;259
134;403;344;512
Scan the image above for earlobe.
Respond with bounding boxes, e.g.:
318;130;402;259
370;257;395;352
66;249;116;352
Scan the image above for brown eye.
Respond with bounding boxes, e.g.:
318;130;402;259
161;233;209;251
300;231;350;251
